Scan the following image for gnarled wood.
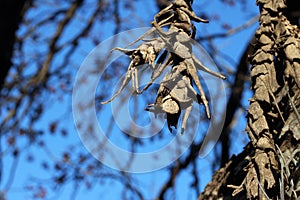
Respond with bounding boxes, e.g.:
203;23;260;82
199;0;300;199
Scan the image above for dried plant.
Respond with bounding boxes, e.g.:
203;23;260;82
199;0;300;199
102;0;225;134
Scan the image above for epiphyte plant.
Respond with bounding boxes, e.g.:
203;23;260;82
101;0;225;134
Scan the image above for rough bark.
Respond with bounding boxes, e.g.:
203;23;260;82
199;0;300;199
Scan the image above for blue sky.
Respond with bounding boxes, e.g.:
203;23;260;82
2;0;259;199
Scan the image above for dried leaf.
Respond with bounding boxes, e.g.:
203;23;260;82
254;86;270;102
253;76;270;102
290;118;300;140
293;62;300;88
255;152;276;189
248;101;264;120
250;116;269;134
265;62;280;92
259;34;273;44
252;49;273;64
256;136;273;149
258;0;286;11
250;64;268;79
285;43;300;61
245;167;258;199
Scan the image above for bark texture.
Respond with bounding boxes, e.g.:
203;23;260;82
199;0;300;199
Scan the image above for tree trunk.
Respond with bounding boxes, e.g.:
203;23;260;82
199;0;300;199
0;0;28;91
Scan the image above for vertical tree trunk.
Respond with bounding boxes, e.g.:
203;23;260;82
199;0;300;199
0;0;28;90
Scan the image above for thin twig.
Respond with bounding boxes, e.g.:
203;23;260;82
284;76;300;124
197;15;259;41
255;175;271;200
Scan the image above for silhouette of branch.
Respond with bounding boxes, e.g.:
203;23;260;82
197;15;259;41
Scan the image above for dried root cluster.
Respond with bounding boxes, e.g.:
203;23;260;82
102;0;225;134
